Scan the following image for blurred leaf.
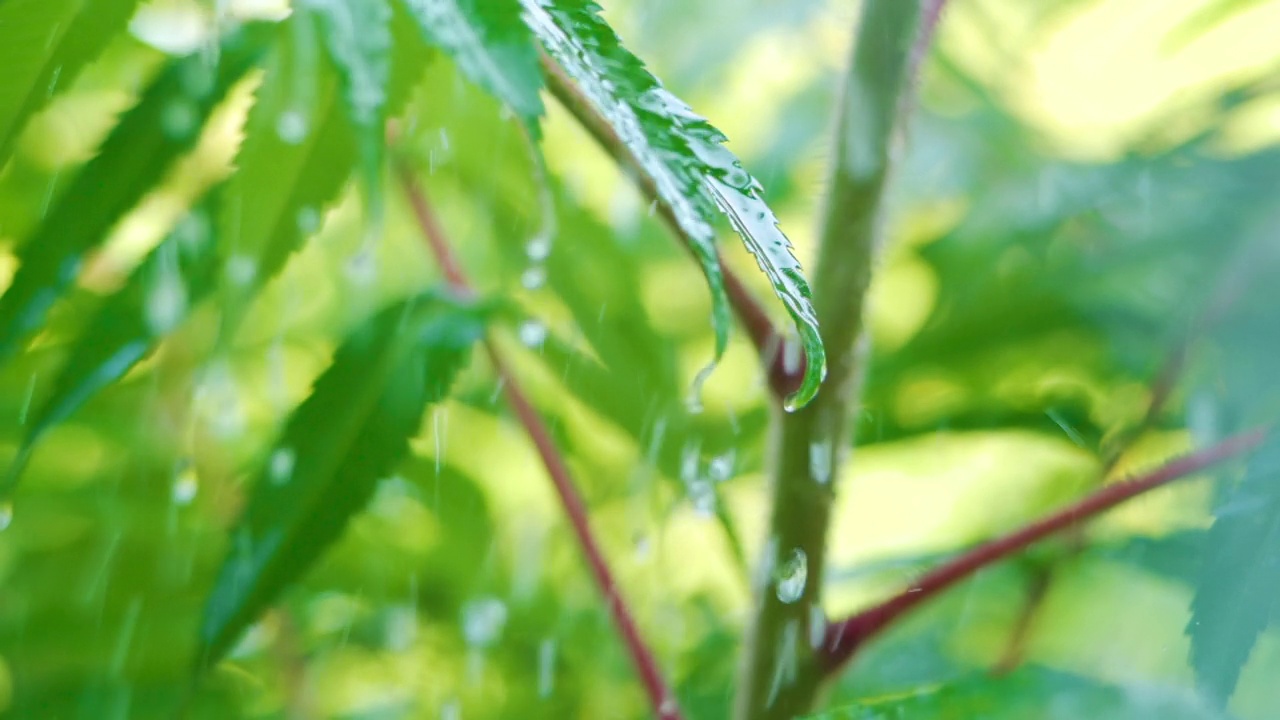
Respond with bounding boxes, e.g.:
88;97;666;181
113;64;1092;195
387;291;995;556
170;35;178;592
197;291;486;668
811;666;1224;719
2;200;220;495
401;0;544;135
0;0;141;165
522;0;825;407
300;0;393;229
1163;0;1270;52
0;27;267;362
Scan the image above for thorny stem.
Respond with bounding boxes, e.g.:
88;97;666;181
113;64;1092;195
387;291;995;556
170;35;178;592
734;2;937;719
820;428;1268;675
539;55;806;400
395;162;685;720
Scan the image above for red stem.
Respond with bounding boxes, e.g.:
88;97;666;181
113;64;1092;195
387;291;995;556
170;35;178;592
395;161;685;720
820;428;1268;675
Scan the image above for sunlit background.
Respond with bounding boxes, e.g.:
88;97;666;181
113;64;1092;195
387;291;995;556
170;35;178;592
1;0;1279;717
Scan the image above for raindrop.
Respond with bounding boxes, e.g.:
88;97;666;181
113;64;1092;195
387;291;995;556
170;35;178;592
809;440;832;485
809;604;827;649
161;100;199;140
269;447;296;485
520;266;546;291
275;109;309;144
146;273;187;335
172;465;198;506
225;255;258;287
781;338;802;376
461;596;507;649
707;451;735;482
526;234;551;262
296;206;321;235
0;502;13;531
537;638;556;698
775;548;807;603
518;320;547;349
689;481;716;517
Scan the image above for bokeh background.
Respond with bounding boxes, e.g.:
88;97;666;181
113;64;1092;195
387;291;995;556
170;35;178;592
1;0;1280;717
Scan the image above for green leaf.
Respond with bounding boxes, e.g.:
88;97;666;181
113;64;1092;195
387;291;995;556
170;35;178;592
521;0;825;408
0;27;267;363
0;0;141;165
810;667;1224;719
196;291;486;669
1187;443;1280;706
2;202;220;496
300;0;393;231
401;0;544;136
217;23;358;333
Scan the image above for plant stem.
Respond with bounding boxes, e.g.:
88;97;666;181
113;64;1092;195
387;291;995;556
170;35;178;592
395;161;685;720
731;2;935;718
540;55;805;399
820;428;1267;675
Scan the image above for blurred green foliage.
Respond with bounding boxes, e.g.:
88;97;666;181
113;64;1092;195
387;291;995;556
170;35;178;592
0;0;1278;718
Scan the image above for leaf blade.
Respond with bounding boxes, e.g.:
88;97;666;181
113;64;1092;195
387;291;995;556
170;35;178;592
401;0;544;135
522;0;825;407
196;292;485;668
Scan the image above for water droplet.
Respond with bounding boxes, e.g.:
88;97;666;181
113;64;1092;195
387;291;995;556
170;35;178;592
526;235;551;262
775;548;807;603
225;255;258;286
520;266;546;290
518;320;547;348
461;596;507;649
809;604;827;649
172;464;198;506
0;502;13;531
296;206;321;235
809;441;832;485
161;100;199;140
269;447;296;485
537;638;556;697
708;451;735;482
275;109;309;144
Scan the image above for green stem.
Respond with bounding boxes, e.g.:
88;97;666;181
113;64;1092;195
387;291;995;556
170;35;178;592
732;2;930;718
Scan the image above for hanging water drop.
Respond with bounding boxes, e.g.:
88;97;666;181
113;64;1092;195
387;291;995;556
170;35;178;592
275;109;309;144
526;234;551;262
775;548;807;603
708;451;735;482
518;320;547;348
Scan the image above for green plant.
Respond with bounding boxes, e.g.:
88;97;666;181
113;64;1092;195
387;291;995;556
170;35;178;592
1;0;1278;718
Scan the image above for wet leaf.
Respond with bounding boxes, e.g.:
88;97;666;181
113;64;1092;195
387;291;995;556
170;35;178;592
809;667;1225;719
402;0;544;135
0;27;267;363
196;291;486;669
522;0;825;408
300;0;393;230
0;0;141;165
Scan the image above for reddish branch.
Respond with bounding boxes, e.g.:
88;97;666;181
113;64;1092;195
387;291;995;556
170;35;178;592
396;162;685;720
820;428;1267;675
540;55;805;400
